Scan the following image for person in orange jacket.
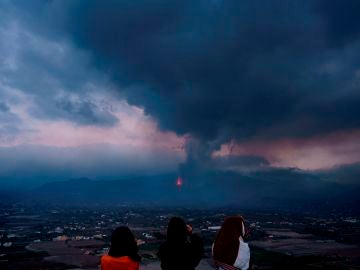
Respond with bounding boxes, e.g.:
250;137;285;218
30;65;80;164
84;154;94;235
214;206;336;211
101;226;141;270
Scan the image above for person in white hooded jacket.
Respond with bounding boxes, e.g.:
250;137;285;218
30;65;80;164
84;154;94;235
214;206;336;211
212;216;250;270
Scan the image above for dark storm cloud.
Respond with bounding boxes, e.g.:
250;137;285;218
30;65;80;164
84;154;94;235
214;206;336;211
315;0;360;47
2;0;360;178
55;0;360;143
0;102;9;112
318;162;360;184
0;0;118;128
0;103;22;144
28;95;118;127
214;155;270;172
54;97;118;126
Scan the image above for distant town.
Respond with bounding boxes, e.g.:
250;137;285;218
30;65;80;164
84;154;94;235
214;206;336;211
0;202;359;269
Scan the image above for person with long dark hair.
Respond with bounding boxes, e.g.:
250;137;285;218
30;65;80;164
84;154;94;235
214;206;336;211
101;226;141;270
158;217;204;270
213;216;250;270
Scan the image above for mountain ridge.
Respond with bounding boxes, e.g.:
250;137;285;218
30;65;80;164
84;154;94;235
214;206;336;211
19;169;359;212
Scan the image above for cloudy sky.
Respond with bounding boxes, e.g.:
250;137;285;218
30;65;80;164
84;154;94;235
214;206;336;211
0;0;360;187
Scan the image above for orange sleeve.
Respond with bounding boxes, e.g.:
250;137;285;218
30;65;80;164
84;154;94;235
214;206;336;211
101;255;139;270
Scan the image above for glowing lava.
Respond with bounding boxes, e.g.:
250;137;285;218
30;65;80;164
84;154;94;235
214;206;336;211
176;176;183;191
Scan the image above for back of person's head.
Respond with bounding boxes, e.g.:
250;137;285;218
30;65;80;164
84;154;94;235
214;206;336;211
108;226;141;262
167;217;187;243
213;216;245;265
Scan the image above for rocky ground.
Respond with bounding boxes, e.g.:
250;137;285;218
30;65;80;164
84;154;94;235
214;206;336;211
141;259;213;270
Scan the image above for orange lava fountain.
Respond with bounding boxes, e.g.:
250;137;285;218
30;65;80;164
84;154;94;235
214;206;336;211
176;176;183;191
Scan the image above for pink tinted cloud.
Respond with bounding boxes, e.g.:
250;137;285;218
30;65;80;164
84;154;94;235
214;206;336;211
30;113;185;156
2;94;186;156
213;130;360;170
4;87;360;171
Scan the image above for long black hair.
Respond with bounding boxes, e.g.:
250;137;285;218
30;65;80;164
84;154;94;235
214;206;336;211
167;217;188;244
108;226;141;262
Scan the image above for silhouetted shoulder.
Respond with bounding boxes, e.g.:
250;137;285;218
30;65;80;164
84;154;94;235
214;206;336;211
158;236;204;270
